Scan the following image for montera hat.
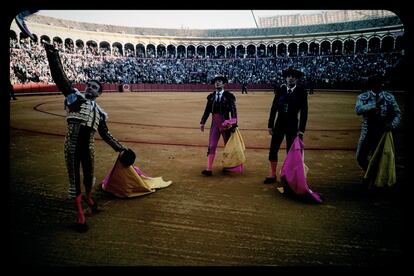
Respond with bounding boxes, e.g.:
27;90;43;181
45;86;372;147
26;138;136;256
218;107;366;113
211;74;228;84
119;148;136;167
282;67;304;78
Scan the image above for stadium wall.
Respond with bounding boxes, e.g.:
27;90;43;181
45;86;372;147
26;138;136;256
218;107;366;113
12;83;273;95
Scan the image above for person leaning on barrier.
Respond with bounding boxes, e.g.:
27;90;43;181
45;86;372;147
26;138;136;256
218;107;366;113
42;41;132;232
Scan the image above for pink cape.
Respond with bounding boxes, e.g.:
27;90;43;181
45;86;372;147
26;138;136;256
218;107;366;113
280;136;323;203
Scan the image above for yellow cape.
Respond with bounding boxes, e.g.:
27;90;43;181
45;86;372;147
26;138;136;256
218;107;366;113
222;128;246;168
102;157;172;198
364;131;396;188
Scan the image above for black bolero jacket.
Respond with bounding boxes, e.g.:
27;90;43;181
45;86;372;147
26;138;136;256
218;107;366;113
267;84;308;133
200;90;237;125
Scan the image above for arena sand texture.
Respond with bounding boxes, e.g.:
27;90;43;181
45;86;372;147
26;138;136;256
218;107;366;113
9;91;407;267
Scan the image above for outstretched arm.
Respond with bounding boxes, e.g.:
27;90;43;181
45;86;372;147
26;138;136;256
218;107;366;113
98;120;126;152
43;41;73;96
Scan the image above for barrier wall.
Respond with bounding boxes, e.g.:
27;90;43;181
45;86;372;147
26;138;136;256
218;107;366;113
12;83;273;95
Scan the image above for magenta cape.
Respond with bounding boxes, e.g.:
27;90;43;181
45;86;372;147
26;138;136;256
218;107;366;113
280;136;323;203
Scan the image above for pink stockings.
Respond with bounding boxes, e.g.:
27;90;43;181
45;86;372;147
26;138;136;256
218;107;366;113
207;154;215;171
75;194;86;224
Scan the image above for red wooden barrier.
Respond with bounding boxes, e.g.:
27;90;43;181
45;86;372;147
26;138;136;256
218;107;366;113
12;82;274;95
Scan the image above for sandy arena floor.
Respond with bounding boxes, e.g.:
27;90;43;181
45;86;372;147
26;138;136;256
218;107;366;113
9;91;407;267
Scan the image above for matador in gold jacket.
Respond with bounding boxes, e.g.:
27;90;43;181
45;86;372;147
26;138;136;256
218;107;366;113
43;42;128;232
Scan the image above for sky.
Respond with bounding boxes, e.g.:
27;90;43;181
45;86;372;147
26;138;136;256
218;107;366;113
35;10;325;29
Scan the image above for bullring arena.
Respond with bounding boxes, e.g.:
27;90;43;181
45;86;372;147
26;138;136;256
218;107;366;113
10;90;406;266
8;10;407;267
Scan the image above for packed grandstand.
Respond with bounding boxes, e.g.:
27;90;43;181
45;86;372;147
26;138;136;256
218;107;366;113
9;10;405;92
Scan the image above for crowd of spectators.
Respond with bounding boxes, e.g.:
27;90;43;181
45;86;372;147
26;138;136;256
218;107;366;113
10;38;404;90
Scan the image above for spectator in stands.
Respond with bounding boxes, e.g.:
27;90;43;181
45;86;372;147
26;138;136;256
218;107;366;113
264;67;308;184
42;41;131;232
9;39;403;91
200;75;238;176
355;73;401;172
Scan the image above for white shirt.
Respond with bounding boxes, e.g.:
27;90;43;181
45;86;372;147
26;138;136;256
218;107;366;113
287;85;296;94
215;89;224;102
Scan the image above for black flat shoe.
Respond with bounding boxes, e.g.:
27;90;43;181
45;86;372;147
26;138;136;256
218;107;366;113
74;222;88;233
263;177;276;184
201;170;213;176
222;169;230;175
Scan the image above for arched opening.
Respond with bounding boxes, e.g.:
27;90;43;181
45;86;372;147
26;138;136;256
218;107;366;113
246;44;256;58
206;45;215;58
100;41;111;56
320;41;331;55
332;40;342;55
52;37;63;51
344;39;354;55
167;45;176;58
75;39;84;55
217;45;225;58
298;42;308;56
226;45;235;58
65;38;74;54
381;36;394;52
147;44;156;58
196;45;205;58
86;40;99;56
257;44;266;58
236;45;246;58
125;43;135;57
287;43;297;57
157;44;166;58
277;43;287;57
309;42;319;56
368;37;381;53
177;45;185;58
112;42;123;57
187;45;195;58
267;44;276;57
136;44;145;58
356;38;367;54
